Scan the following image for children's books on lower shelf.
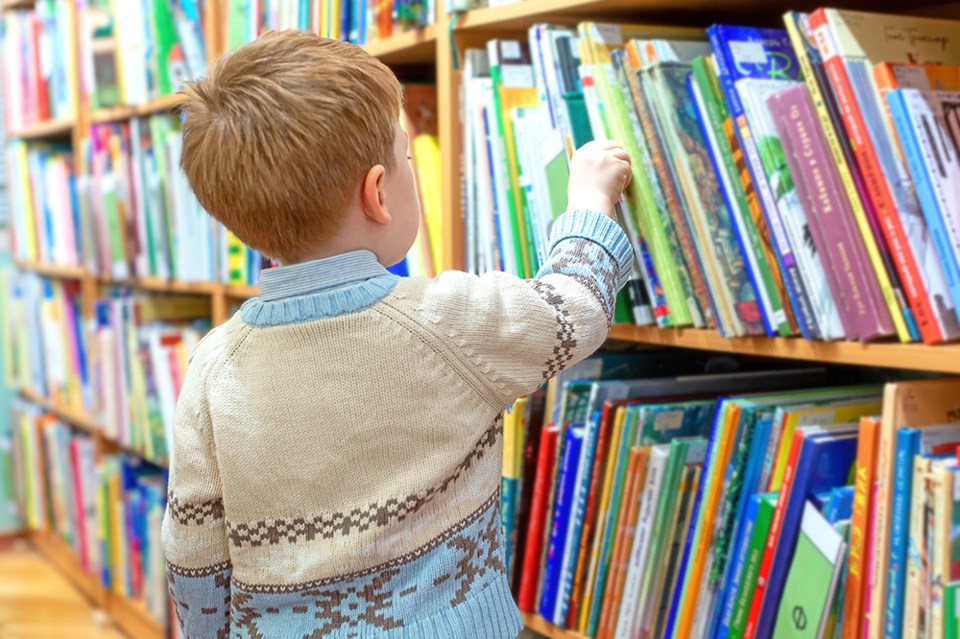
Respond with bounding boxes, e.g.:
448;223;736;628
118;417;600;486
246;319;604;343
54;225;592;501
504;364;960;639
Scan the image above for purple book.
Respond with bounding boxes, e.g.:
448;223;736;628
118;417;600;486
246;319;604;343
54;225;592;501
768;84;895;342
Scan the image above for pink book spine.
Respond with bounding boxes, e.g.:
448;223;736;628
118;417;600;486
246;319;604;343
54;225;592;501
768;83;895;342
69;439;88;571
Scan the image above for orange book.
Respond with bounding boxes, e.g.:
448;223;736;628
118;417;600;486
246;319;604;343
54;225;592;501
596;447;647;639
841;416;881;639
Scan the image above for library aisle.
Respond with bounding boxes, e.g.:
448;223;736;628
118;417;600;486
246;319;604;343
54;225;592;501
0;538;123;639
4;0;960;638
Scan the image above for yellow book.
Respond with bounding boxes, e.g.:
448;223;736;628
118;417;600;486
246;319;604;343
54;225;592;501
14;142;38;262
108;468;124;594
412;134;443;274
675;403;740;638
783;13;911;342
578;405;630;631
768;400;883;491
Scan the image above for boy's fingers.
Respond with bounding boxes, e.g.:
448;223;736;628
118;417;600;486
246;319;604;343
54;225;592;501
609;148;630;162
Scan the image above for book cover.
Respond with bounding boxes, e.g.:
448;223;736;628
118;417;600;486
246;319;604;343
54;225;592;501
748;428;859;639
655;465;700;638
518;425;559;611
769;82;895;341
773;501;848;638
729;493;779;639
691;54;794;337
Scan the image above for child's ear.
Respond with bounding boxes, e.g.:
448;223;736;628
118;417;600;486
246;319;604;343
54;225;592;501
360;164;391;225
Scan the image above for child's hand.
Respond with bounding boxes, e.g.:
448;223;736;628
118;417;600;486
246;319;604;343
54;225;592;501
567;140;632;219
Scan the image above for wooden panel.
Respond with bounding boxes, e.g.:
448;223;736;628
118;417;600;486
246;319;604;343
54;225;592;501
89;94;186;124
14;260;88;279
28;531;105;608
9;119;75;140
364;25;438;65
607;325;960;374
106;591;166;639
522;613;589;639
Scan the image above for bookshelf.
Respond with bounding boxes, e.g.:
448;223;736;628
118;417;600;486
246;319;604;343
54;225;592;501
5;2;960;639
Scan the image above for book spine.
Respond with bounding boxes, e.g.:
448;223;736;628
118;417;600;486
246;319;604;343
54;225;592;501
518;427;559;612
743;430;803;639
719;493;758;639
538;425;583;620
903;456;930;639
886;429;921;638
769;85;858;340
843;417;880;639
809;10;941;344
887;89;960;321
730;496;776;639
929;468;950;639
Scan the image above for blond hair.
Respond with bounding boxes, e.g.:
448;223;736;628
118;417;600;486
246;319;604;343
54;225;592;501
178;31;403;262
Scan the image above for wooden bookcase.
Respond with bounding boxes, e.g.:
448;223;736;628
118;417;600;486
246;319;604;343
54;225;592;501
5;0;960;638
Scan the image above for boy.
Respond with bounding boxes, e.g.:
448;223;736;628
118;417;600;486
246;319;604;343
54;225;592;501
161;31;632;639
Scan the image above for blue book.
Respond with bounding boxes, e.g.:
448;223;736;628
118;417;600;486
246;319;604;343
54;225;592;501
713;414;775;639
717;493;766;639
554;407;605;624
753;429;859;639
886;89;960;316
884;428;921;638
824;486;855;524
687;68;774;338
538;423;585;620
707;24;816;340
662;399;723;639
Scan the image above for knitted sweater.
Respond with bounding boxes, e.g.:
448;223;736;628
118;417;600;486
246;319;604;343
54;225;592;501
161;209;632;639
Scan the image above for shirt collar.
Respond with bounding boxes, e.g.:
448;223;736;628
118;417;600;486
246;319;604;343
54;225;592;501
258;250;391;302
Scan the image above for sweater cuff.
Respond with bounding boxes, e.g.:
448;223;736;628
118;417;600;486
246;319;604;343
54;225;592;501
549;209;633;288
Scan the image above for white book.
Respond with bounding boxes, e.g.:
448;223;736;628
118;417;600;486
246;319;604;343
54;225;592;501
614;444;669;639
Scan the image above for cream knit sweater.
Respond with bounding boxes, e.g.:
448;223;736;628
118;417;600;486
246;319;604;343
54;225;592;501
161;209;632;638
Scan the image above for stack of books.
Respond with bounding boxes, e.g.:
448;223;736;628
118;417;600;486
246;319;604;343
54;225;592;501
2;0;78;131
10;402;170;626
463;10;960;344
79;0;208;110
91;295;210;464
503;357;960;638
223;0;436;52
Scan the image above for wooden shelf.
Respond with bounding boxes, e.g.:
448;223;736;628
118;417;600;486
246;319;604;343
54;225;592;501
2;0;36;10
100;275;222;295
224;283;259;299
607;324;960;374
19;388;100;435
363;25;437;64
89;94;185;124
451;0;944;31
106;590;166;639
28;530;105;608
9;118;75;140
522;613;588;639
14;260;88;279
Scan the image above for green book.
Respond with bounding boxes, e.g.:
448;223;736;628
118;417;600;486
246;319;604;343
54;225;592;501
226;0;251;52
729;493;778;639
150;0;182;96
773;501;847;639
690;56;791;337
946;582;960;639
635;438;708;636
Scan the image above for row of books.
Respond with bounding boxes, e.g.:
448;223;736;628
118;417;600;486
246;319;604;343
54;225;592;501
81;0;208;111
500;354;960;639
8;83;442;282
463;10;960;344
92;295;209;464
224;0;436;52
2;1;78;132
10;403;170;625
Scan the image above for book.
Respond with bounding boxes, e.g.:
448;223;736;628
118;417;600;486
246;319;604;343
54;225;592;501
728;493;778;639
773;501;848;639
769;83;895;342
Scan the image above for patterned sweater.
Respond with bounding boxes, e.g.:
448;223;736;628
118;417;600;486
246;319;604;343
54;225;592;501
161;209;632;638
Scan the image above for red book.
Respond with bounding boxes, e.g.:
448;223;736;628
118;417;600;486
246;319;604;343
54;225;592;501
69;439;88;571
842;417;881;639
809;8;943;344
743;428;805;639
566;400;628;626
517;425;559;612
